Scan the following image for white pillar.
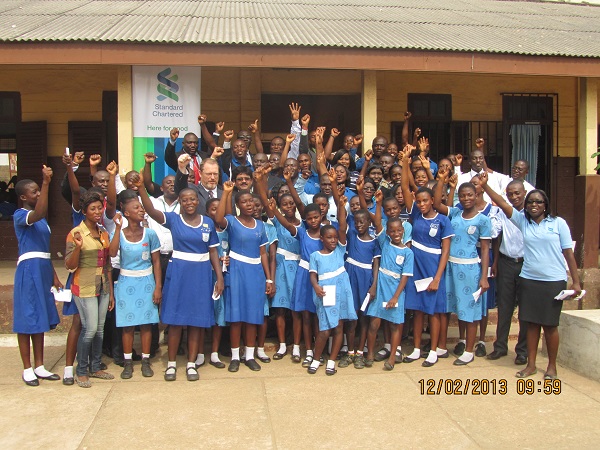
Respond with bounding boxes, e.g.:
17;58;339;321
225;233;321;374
361;71;378;151
578;78;598;175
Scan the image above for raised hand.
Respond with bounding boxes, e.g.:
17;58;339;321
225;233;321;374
253;167;264;182
404;111;412;120
178;153;191;172
418;137;429;153
106;161;118;176
211;147;224;159
223;130;234;142
113;212;123;228
170;127;179;141
436;168;448;183
198;114;207;125
374;189;384;204
289;102;301;121
315;126;326;138
330;128;340;138
286;133;296;144
73;151;85;165
223;180;235;193
89;154;102;167
216;121;225;133
455;154;463;166
301;114;310;128
356;175;364;192
73;231;83;248
418;154;430;171
364;149;373;162
248;119;259;133
353;134;363;147
62;153;73;166
339;195;348;208
144;152;157;164
267;198;277;211
328;168;337;185
301;169;311;180
478;171;489;187
448;173;458;189
130;172;144;189
414;128;422;139
475;138;485;149
42;165;53;184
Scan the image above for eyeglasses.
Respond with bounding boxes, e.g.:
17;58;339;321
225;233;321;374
526;200;544;205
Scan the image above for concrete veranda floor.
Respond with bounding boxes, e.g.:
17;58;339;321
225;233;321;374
1;342;599;449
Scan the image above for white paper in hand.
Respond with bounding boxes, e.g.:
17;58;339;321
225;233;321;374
472;288;482;303
51;287;72;302
212;283;220;300
360;293;370;312
323;285;336;306
382;301;398;308
415;277;433;292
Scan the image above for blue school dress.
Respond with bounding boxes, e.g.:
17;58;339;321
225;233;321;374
161;213;219;327
290;224;321;313
225;214;268;325
445;207;491;323
345;215;381;311
271;217;300;310
264;221;278;316
309;244;357;331
63;207;86;316
114;229;160;327
213;229;229;327
13;208;60;334
405;207;454;315
381;217;413;244
367;233;414;324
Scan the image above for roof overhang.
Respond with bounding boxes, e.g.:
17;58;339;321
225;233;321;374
1;42;599;78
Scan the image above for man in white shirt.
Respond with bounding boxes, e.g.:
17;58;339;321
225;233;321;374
487;179;528;365
498;160;535;198
455;148;503;205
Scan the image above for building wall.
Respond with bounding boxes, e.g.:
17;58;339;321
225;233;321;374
0;65;118;157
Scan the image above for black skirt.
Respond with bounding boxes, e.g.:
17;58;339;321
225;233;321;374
518;277;566;327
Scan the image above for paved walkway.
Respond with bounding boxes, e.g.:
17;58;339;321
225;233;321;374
1;341;599;449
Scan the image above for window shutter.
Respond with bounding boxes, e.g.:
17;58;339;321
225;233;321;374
68;121;105;185
16;121;47;183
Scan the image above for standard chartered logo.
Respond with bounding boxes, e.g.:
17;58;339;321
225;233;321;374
156;68;179;102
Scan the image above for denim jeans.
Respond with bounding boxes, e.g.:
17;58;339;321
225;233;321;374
73;293;109;376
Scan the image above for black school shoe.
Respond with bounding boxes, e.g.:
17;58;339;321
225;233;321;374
228;360;240;372
245;359;261;371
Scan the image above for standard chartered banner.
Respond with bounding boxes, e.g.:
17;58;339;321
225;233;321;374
132;66;201;180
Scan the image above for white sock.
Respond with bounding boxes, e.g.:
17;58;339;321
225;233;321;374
478;340;485;346
356;350;363;356
407;348;420;359
278;343;287;354
458;339;466;344
326;360;335;370
257;347;268;359
395;346;402;356
383;343;391;352
124;353;132;360
34;365;54;378
231;347;240;361
245;346;255;361
363;345;368;353
167;361;176;369
306;349;314;358
211;352;221;363
195;353;205;366
142;353;150;359
187;362;195;370
459;351;474;362
436;347;447;356
425;350;438;364
292;344;300;356
64;366;74;378
310;359;320;370
23;367;37;382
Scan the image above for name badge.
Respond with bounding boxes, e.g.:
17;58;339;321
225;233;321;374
141;251;149;260
467;225;476;235
429;223;439;237
396;255;405;265
202;232;210;243
221;240;229;250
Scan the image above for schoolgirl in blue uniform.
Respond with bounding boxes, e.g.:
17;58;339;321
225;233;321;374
137;174;224;382
205;197;229;369
400;148;453;368
13;166;62;386
254;167;301;360
343;209;380;369
434;174;491;366
365;190;414;370
215;181;273;373
109;197;162;379
308;196;356;375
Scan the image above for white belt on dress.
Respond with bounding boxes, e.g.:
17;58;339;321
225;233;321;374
319;266;346;281
120;267;153;277
448;256;480;265
412;241;441;255
17;252;51;265
276;248;301;261
379;267;401;280
172;250;209;262
230;250;261;265
346;257;372;270
299;259;310;270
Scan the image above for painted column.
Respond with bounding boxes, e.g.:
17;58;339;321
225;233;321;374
574;77;599;273
117;66;133;174
362;70;377;152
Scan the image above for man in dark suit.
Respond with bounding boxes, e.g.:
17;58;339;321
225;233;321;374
174;153;222;215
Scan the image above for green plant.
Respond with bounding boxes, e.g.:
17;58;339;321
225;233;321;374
593;147;600;172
